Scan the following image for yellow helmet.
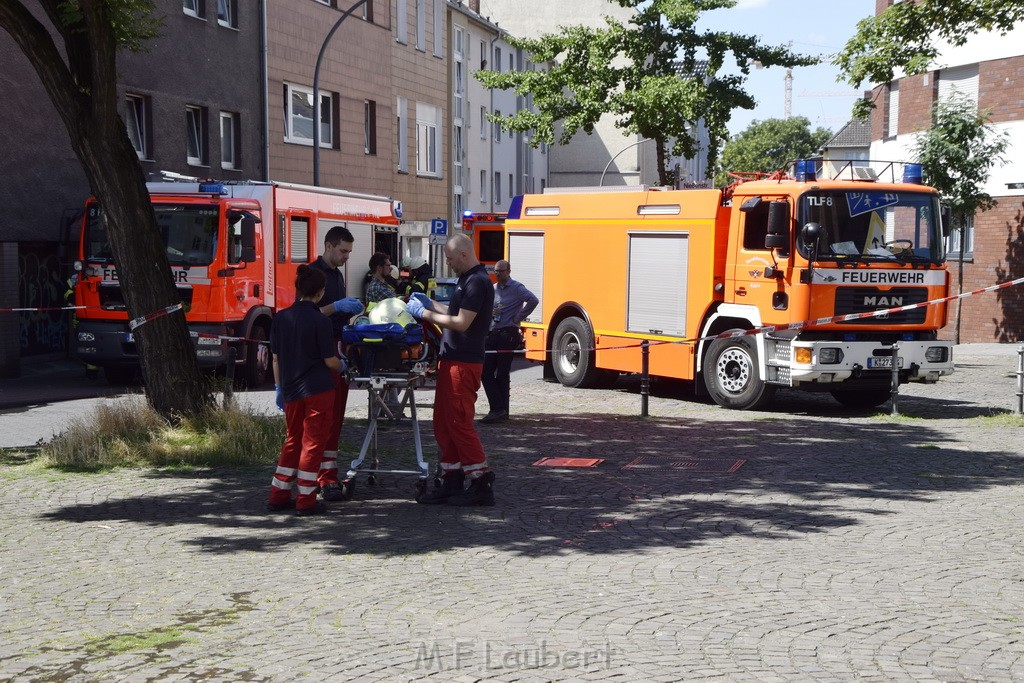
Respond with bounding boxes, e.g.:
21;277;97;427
367;297;416;328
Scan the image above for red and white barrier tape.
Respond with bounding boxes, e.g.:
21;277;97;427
128;303;184;331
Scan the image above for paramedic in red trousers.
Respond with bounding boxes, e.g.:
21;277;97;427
267;266;348;516
311;226;364;501
479;260;538;424
405;234;496;506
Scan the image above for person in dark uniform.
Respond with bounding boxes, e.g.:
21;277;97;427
480;260;538;423
309;225;364;501
267;265;347;516
406;234;496;506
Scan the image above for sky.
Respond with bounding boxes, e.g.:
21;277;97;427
696;0;877;137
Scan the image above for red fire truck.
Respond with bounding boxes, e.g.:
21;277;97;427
73;179;402;385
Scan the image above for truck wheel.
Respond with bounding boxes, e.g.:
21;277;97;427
244;326;271;388
703;332;776;410
830;388;891;409
551;317;604;389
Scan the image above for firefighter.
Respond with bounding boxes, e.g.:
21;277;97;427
400;256;436;299
64;274;98;379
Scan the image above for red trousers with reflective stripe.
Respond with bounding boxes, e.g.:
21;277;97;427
319;371;350;486
268;388;334;511
433;360;488;477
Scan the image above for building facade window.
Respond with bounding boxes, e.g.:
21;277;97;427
494;110;501;142
396;0;407;43
416;0;425;50
284;83;333;147
480;40;487;69
186;105;208;166
508;173;513;199
216;0;237;28
938;64;979;107
416;102;439;176
479;106;487;139
364;100;377;155
433;0;442;56
125;94;151;160
397;96;408;172
363;0;373;22
480;170;486;203
946;214;974;260
183;0;204;18
886;81;899;138
494;46;502;73
220;111;239;169
453;125;463;192
494;171;502;205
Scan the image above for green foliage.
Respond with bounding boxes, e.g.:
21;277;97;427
56;0;162;51
715;117;832;187
41;398;285;470
835;0;1024;116
476;0;816;184
911;93;1009;230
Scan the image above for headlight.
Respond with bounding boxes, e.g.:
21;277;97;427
197;335;222;346
77;331;96;342
925;346;948;363
819;348;844;364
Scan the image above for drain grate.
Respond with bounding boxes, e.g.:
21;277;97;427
622;456;746;473
532;457;605;468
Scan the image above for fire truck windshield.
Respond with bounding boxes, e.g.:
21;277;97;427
85;203;220;266
797;190;945;264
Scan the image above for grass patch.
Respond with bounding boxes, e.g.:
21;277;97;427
974;412;1024;428
41;397;285;470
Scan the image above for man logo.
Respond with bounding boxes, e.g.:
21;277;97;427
863;296;903;307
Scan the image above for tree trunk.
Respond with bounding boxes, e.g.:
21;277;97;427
0;0;212;420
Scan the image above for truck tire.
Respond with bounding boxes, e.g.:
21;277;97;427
703;332;776;410
830;388;891;409
551;317;604;389
244;325;271;388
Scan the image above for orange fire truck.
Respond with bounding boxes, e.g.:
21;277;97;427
73;179;402;385
505;161;955;409
460;211;506;281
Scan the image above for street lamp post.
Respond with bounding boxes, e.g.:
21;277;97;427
599;137;653;187
313;0;368;186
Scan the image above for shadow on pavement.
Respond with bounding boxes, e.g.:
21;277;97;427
39;409;1024;559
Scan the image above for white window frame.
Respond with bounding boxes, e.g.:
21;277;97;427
480;170;486;203
125;94;150;160
284;83;333;147
397;96;408;172
220;111;238;169
433;0;442;57
416;102;439;177
216;0;237;28
396;0;407;43
480;40;487;69
480;106;487;139
183;0;203;18
494;110;501;142
945;213;974;260
364;99;377;155
186;105;207;166
887;82;899;138
494;171;502;205
416;0;425;51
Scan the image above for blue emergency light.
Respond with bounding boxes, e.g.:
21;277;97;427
199;182;226;195
903;163;923;184
795;159;817;182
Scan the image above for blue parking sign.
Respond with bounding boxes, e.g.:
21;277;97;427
431;218;448;235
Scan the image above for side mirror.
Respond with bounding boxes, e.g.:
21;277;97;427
940;204;952;237
765;201;790;251
240;216;257;263
800;222;823;252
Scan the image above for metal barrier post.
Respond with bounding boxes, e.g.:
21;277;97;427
890;342;900;417
224;347;237;411
1016;343;1023;416
640;340;650;418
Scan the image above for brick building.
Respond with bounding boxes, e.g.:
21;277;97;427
869;0;1024;342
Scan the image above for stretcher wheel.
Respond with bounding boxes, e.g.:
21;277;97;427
340;479;355;501
366;474;377;486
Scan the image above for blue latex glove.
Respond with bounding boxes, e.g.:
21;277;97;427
410;292;432;310
405;297;426;320
274;384;284;411
332;297;364;315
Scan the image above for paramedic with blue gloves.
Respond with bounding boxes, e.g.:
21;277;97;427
311;225;363;502
405;234;496;506
267;265;346;516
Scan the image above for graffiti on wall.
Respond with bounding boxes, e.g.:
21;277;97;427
18;245;68;356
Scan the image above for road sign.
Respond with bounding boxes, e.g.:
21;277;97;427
429;233;448;245
431;218;448;235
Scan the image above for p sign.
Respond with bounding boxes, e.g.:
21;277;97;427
431;218;448;236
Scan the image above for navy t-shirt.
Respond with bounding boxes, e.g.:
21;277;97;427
439;263;494;364
310;255;348;340
270;300;336;403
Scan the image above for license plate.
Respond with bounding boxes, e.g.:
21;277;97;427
868;356;903;369
124;332;134;343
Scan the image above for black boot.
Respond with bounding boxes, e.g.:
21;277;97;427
417;471;465;504
446;471;495;507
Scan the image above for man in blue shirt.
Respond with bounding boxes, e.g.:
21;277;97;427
405;234;496;506
480;260;538;424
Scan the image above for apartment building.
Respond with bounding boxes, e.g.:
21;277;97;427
869;1;1024;343
449;0;548;224
0;0;264;374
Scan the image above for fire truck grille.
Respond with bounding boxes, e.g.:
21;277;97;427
99;286;194;311
833;287;928;325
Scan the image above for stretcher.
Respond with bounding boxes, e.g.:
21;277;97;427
336;322;441;500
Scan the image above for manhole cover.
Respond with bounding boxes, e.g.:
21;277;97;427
622;456;745;473
532;457;605;468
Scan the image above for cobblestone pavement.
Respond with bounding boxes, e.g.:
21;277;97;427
1;346;1023;682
